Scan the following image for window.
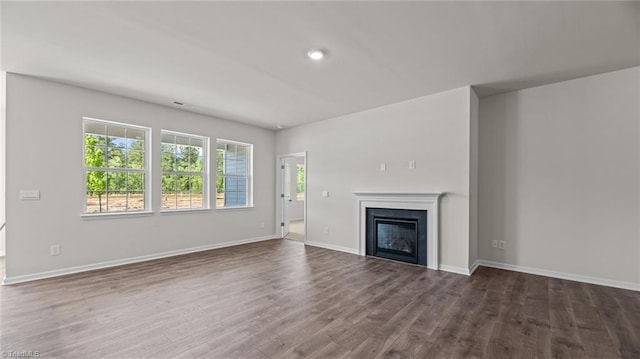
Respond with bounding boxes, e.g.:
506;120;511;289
296;164;305;201
216;139;252;208
161;131;209;210
83;118;150;214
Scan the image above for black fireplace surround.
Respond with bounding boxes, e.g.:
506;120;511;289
366;208;427;265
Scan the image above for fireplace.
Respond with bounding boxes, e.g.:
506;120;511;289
366;208;427;265
354;192;443;270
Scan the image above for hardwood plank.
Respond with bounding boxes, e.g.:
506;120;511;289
1;240;639;358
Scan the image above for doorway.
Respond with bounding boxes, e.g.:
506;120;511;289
277;153;306;242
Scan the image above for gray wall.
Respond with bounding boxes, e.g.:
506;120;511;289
479;67;640;285
276;86;475;272
4;74;276;279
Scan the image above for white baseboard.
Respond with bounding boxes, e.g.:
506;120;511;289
439;264;472;276
468;260;480;275
304;241;360;255
476;260;640;292
2;235;277;285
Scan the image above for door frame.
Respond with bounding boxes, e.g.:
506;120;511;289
276;152;307;241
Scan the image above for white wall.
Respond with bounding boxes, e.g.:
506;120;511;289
276;86;474;271
4;74;276;280
479;67;640;285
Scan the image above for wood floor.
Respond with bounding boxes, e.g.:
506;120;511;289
1;239;639;358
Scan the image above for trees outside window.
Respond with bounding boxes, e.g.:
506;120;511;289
161;131;209;210
83;118;149;213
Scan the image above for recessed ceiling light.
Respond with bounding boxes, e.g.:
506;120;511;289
276;124;285;129
307;49;326;61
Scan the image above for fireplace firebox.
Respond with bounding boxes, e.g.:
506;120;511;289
366;208;427;265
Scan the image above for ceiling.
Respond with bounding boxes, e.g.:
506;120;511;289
2;1;639;129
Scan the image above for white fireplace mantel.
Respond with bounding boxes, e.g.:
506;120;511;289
353;192;444;270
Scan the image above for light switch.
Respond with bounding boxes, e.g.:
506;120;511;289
20;190;40;200
409;160;416;169
380;163;387;171
322;191;330;198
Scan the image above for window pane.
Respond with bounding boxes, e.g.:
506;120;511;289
162;191;177;210
127;192;145;211
127;129;145;149
191;175;203;192
161;133;176;144
225;159;237;175
191;191;203;208
107;125;126;148
216;176;225;207
189;146;203;173
162;174;176;192
84;135;106;167
176;174;190;192
127;150;145;169
107;172;126;191
177;143;190;172
107;148;126;168
161;143;177;171
86;191;106;213
128;172;144;191
107;191;127;212
86;170;106;192
85;122;106;139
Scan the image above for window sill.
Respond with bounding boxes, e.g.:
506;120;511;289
216;206;255;211
160;208;211;215
81;211;154;220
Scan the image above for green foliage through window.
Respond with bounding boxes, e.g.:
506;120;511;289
296;164;305;201
84;119;148;213
161;132;208;210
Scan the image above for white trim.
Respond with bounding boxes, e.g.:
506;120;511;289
304;241;360;255
353;192;444;270
81;211;154;220
468;260;480;275
477;260;640;292
276;152;307;242
2;235;276;285
439;264;472;276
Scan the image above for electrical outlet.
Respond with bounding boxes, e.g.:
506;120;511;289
492;240;498;248
498;241;506;250
324;226;330;234
50;244;61;256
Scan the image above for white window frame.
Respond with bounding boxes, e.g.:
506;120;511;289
82;117;152;217
216;139;253;209
160;129;210;212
